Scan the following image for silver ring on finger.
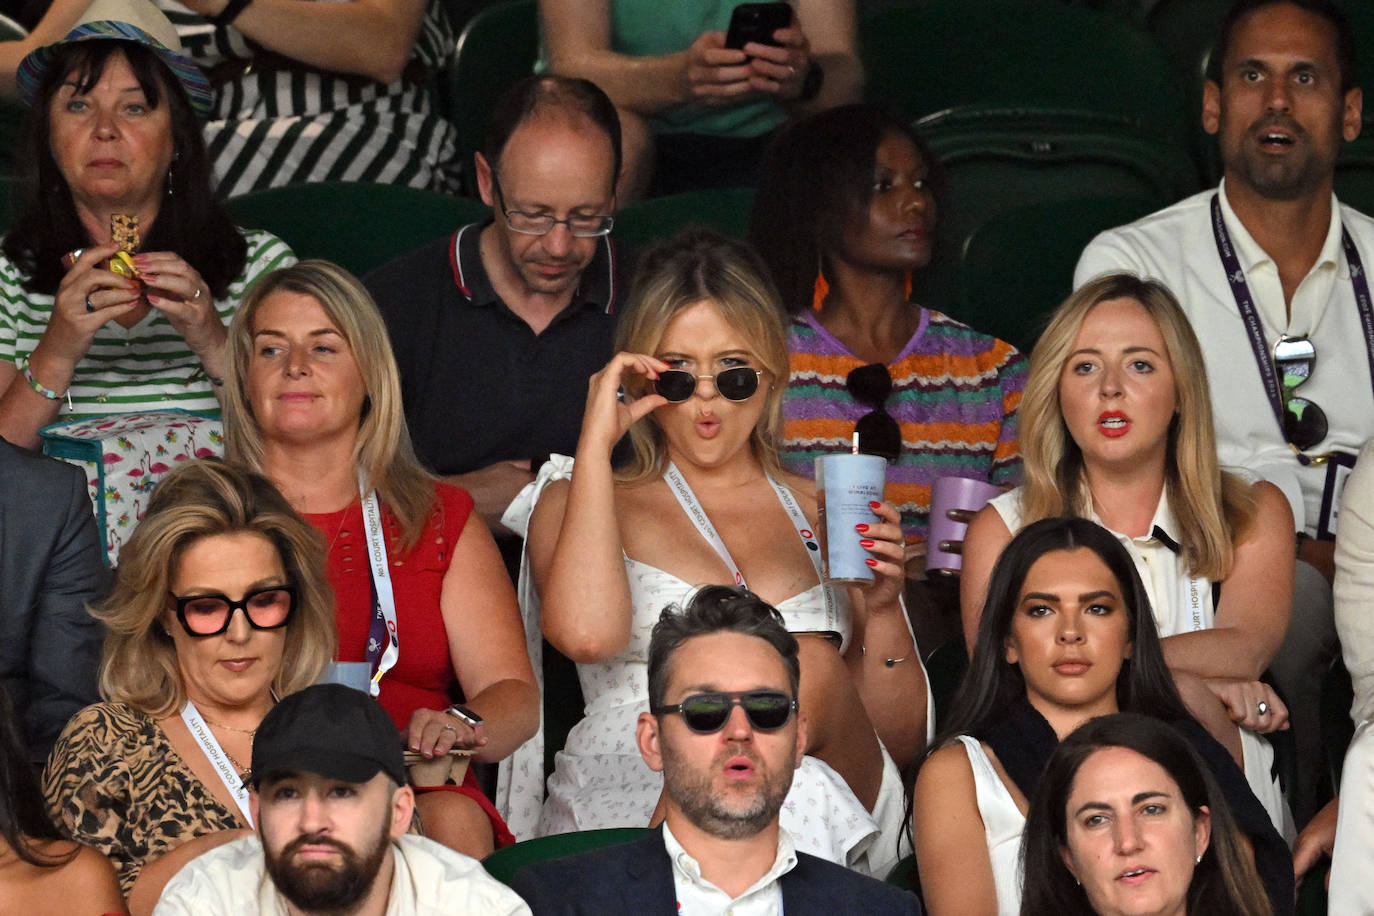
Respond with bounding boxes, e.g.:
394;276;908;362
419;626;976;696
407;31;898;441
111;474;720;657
441;723;457;733
193;287;202;301
1257;700;1270;716
85;294;95;313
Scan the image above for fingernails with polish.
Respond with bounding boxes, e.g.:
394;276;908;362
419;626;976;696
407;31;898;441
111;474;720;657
855;524;869;533
859;539;875;549
865;558;878;568
869;501;882;510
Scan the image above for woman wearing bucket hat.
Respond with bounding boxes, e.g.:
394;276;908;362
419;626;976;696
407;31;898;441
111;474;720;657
0;0;460;196
0;0;294;450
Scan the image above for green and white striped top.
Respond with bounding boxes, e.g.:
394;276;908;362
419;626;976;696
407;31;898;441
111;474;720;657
0;229;294;418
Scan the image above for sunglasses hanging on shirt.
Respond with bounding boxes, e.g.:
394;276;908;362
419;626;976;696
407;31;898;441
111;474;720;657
846;363;902;461
1272;335;1329;452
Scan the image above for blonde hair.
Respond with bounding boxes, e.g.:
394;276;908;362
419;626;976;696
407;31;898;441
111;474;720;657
1019;273;1255;579
96;460;336;717
222;260;436;549
614;229;791;484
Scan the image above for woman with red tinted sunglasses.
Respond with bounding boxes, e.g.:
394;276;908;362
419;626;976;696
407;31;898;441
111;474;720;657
42;460;337;913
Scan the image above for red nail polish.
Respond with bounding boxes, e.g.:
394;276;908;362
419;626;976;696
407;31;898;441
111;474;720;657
869;501;882;510
865;558;878;567
859;539;875;548
855;524;869;533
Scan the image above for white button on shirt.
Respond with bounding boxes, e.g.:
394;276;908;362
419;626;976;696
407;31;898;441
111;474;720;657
663;822;798;915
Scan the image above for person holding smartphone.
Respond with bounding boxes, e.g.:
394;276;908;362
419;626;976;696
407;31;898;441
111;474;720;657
540;0;862;201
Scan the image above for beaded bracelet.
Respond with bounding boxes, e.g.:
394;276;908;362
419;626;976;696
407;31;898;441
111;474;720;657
21;357;65;400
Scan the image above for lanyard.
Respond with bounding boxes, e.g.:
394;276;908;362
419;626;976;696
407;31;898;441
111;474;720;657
662;462;833;619
360;474;398;698
181;700;254;827
1209;194;1374;454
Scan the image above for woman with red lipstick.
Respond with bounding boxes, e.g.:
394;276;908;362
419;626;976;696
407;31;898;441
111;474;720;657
1020;713;1271;916
911;517;1289;916
0;0;293;451
221;261;539;859
959;273;1295;835
517;229;925;876
43;461;337;914
748;104;1026;547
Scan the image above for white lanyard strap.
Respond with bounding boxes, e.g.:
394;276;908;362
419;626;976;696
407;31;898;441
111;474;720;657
662;463;834;618
360;473;399;698
181;700;254;827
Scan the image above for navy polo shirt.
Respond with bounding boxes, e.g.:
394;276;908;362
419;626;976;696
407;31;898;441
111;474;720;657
364;220;622;477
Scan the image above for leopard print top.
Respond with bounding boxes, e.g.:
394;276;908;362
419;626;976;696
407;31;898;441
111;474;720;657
42;702;245;894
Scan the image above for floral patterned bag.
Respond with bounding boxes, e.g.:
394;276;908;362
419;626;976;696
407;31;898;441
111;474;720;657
40;410;224;565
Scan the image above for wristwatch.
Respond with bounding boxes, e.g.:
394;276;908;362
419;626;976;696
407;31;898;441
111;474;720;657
444;704;484;728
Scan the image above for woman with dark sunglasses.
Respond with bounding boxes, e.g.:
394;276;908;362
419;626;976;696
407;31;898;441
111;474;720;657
42;460;337;912
911;518;1288;916
513;228;927;877
959;273;1297;840
748;104;1027;549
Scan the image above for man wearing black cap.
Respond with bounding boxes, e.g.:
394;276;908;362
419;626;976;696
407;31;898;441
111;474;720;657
154;684;529;915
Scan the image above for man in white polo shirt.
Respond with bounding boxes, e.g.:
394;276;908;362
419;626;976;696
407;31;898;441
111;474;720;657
1074;0;1365;827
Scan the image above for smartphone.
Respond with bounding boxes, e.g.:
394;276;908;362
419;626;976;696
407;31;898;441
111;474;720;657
725;2;792;50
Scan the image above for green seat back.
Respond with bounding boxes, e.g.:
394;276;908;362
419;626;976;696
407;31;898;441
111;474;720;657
443;0;539;191
225;182;488;276
909;109;1198;319
613;187;756;250
861;0;1192;149
482;827;649;886
950;195;1163;354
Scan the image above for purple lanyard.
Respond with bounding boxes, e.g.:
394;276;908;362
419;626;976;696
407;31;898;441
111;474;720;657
1209;194;1374;443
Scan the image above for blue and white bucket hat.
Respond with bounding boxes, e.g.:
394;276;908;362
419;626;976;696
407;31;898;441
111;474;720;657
16;0;212;114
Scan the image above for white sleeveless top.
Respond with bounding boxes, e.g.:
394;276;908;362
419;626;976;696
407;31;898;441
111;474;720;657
955;736;1025;916
498;456;911;877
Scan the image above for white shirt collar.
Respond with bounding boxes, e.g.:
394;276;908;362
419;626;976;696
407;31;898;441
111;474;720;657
662;821;798;912
1217;178;1344;278
1082;479;1181;549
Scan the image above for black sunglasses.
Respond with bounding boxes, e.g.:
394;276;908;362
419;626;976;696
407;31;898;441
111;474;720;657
169;585;297;638
652;689;797;734
846;363;901;461
1273;335;1328;452
655;367;763;403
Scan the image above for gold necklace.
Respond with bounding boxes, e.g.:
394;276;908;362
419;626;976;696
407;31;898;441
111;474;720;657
201;717;258;737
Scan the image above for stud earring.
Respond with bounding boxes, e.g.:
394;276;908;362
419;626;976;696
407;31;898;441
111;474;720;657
1195;854;1202;864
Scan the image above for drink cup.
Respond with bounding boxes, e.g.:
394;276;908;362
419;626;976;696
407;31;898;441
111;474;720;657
318;661;372;693
926;476;1002;575
815;453;888;583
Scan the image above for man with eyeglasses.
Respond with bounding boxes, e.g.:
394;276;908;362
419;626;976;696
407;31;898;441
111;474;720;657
1074;0;1362;827
508;585;921;914
364;75;624;538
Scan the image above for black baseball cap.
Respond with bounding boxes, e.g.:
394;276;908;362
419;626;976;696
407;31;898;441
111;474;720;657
245;684;405;789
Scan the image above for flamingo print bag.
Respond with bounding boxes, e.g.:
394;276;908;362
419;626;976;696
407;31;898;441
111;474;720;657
40;410;224;565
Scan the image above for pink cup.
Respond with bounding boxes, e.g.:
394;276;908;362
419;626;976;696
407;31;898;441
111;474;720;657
926;476;1002;574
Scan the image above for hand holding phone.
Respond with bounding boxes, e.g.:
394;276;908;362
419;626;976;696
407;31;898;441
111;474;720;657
725;2;792;51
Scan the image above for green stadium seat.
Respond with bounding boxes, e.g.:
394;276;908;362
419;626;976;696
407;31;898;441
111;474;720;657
949;195;1163;354
860;0;1192;149
225;181;488;277
482;827;649;886
612;187;756;250
908;108;1198;320
442;0;539;195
